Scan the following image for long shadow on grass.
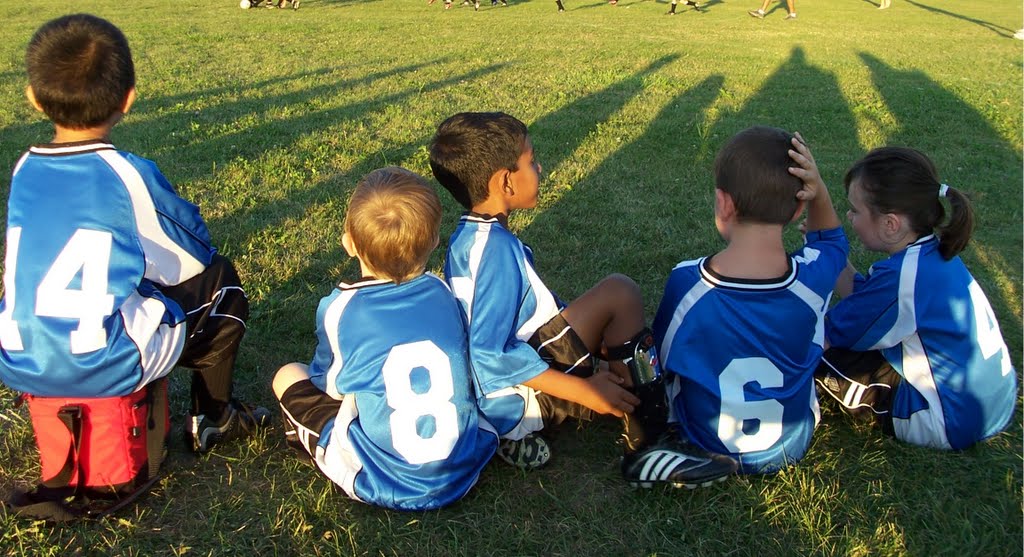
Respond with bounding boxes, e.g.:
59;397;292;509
523;73;725;300
903;0;1015;38
529;54;680;185
859;52;1023;355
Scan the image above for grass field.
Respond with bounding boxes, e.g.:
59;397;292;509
0;0;1021;555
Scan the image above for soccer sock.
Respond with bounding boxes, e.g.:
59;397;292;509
668;1;677;13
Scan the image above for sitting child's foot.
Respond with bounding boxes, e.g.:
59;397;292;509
621;436;737;488
496;433;551;469
186;399;271;454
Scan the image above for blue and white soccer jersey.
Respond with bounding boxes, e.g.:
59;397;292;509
653;228;849;474
0;141;214;397
444;214;560;440
825;235;1017;450
302;274;498;511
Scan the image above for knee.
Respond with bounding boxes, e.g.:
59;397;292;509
272;362;310;399
599;273;642;305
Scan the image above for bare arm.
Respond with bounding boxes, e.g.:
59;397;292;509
788;133;841;233
524;368;639;417
834;259;858;298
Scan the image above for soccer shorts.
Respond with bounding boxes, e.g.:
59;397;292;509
277;379;342;457
815;347;901;436
527;312;596;427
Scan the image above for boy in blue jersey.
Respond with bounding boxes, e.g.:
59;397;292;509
0;14;269;454
428;112;737;488
272;167;499;511
652;127;849;474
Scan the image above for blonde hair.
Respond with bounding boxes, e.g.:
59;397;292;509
344;167;441;283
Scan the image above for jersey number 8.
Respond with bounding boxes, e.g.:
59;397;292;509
382;341;460;464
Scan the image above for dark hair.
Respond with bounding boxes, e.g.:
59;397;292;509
713;126;802;225
26;14;135;129
345;167;442;284
428;112;529;209
844;147;973;259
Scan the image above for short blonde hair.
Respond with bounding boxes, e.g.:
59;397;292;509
344;167;441;284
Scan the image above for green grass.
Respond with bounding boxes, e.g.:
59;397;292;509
0;0;1021;555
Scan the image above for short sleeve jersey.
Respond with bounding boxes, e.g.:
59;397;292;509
0;141;214;397
653;228;849;474
825;235;1017;450
443;213;561;436
306;273;498;511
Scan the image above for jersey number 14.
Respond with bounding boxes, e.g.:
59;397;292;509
0;227;116;354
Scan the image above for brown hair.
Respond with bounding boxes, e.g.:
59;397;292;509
713;126;803;225
429;112;529;209
26;14;135;129
344;167;441;284
844;147;973;259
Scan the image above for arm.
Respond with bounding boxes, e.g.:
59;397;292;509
834;260;858;298
524;368;638;417
125;154;215;286
826;262;909;351
788;133;841;233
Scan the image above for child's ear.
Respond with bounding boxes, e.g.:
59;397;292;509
120;87;137;114
880;212;908;239
790;200;807;223
489;168;513;197
342;232;358;257
714;188;736;220
25;86;44;113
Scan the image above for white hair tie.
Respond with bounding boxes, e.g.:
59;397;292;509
938;183;949;198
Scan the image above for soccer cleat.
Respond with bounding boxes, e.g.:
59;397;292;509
186;399;271;454
667;3;676;14
687;0;704;11
474;0;480;9
621;438;737;488
784;12;797;18
748;9;764;17
496;433;551;470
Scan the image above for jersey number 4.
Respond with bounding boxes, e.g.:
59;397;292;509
0;227;116;354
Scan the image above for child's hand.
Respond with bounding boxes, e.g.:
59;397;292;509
585;370;640;417
788;132;826;203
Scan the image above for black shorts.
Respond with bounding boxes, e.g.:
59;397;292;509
528;313;596;426
815;347;901;436
528;313;596;377
277;379;342;456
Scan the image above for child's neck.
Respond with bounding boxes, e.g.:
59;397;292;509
50;122;117;145
470;199;510;227
711;222;789;279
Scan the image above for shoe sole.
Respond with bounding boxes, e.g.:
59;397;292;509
628;474;729;489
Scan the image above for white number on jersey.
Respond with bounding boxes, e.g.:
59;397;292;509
0;227;116;354
382;341;460;464
968;281;1013;376
717;357;785;453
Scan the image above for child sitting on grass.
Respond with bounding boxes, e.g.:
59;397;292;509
815;147;1017;450
653;127;848;474
429;112;737;487
272;167;498;511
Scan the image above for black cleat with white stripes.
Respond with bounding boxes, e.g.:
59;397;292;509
621;438;738;489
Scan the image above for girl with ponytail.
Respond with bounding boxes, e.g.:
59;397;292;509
814;147;1016;450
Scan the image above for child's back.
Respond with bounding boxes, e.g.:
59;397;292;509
654;127;848;473
273;167;497;511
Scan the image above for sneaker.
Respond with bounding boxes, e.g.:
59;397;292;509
1015;29;1024;40
748;9;764;18
496;433;551;470
186;400;271;454
621;437;737;488
784;12;797;18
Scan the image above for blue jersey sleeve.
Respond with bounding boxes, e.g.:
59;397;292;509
825;260;903;351
463;237;549;394
793;227;849;297
307;289;343;397
123;153;215;285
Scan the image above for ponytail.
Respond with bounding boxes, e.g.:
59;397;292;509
937;185;974;259
844;147;974;260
